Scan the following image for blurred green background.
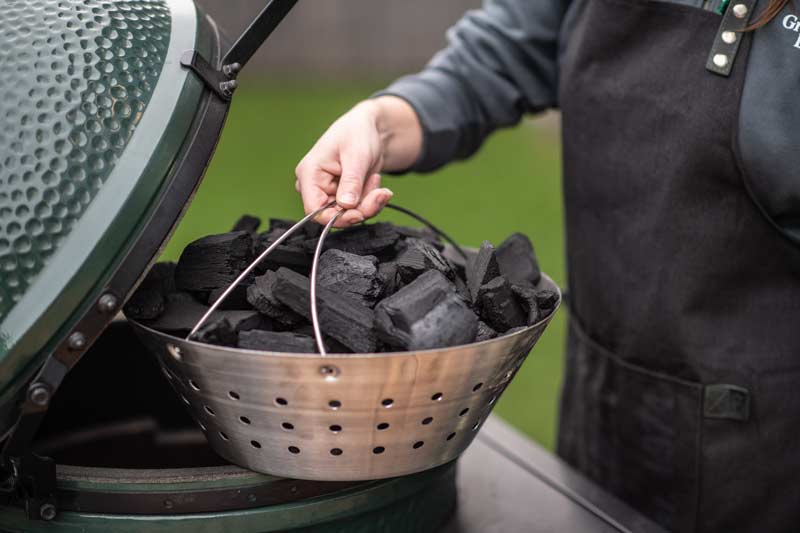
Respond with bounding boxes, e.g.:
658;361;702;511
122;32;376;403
160;81;567;451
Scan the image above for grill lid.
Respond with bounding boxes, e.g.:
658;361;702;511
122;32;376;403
0;0;298;516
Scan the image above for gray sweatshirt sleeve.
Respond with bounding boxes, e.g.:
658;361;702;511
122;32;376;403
379;0;569;172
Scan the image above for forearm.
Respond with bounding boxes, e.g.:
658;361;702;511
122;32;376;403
362;96;423;173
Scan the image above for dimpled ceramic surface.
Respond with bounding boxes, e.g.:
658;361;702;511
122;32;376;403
0;0;170;321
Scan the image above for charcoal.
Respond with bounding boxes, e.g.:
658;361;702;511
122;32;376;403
124;262;177;320
536;289;559;313
232;214;261;233
467;241;500;302
378;262;399;297
395;238;455;285
477;276;527;333
293;324;351;353
375;270;478;350
394;225;444;251
315;222;401;257
317;249;382;306
207;285;252;310
269;218;322;240
453;275;471;306
247;271;306;328
238;330;316;353
175;232;253;292
476;321;498;342
218;310;271;333
191;318;237;347
143;292;209;333
255;233;312;274
496;233;541;286
272;268;377;353
442;245;477;282
511;284;542;325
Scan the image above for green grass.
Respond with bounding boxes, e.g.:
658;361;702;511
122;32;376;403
162;81;567;450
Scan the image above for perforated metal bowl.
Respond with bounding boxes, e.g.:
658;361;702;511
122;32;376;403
130;272;559;481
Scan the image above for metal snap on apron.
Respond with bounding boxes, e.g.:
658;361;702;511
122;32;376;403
556;0;800;531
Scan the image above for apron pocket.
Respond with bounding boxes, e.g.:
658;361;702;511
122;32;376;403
557;319;703;532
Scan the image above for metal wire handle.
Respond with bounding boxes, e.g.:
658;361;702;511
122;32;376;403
190;201;467;356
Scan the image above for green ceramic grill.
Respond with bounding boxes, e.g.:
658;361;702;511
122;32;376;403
0;1;458;530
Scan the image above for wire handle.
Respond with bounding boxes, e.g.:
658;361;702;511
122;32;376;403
190;201;467;356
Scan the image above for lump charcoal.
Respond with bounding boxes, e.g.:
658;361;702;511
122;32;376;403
511;284;542;325
375;270;478;350
476;321;498;342
238;330;316;353
217;310;271;333
395;238;455;285
272;267;377;353
496;233;541;286
232;214;261;233
467;241;500;302
191;317;237;347
317;249;382;306
378;262;399;298
143;292;209;333
207;285;252;311
293;324;351;353
268;217;322;240
175;232;253;292
442;245;477;283
453;275;472;306
314;222;401;257
477;276;527;333
536;289;559;314
247;271;306;328
255;232;312;274
394;225;444;251
123;262;177;320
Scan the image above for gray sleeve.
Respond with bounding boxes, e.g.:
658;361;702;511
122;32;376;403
378;0;569;172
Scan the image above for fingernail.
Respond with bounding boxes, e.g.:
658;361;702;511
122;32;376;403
340;192;357;205
379;189;394;207
351;212;365;223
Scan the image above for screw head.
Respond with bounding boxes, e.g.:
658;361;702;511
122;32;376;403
67;332;87;351
319;365;340;379
732;3;748;18
713;54;729;68
219;79;238;97
223;62;242;77
97;293;118;314
40;503;56;521
29;384;50;407
721;31;737;44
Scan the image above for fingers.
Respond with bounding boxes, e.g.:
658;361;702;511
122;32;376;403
357;187;394;220
336;145;372;208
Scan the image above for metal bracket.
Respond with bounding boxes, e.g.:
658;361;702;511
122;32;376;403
706;0;757;76
180;50;239;101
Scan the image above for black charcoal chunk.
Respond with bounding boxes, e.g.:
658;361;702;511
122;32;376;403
317;249;383;306
272;268;377;353
217;310;271;333
124;262;177;320
536;289;559;313
511;284;542;325
496;233;541;286
238;330;316;353
317;222;401;257
375;270;478;350
255;232;313;274
191;318;237;347
293;324;351;353
476;321;498;342
394;225;444;251
477;276;527;333
467;241;500;302
378;262;399;298
246;271;305;327
232;214;261;233
442;246;477;282
395;238;455;285
143;292;210;333
175;232;253;292
269;218;322;240
207;285;252;310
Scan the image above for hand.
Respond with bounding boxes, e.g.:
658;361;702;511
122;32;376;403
295;96;422;227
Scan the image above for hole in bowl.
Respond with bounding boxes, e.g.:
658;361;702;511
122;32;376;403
487;396;497;406
251;440;262;449
162;368;172;380
472;383;483;392
275;397;288;406
240;416;251;425
229;391;240;400
288;446;300;454
198;422;207;432
282;422;294;431
459;408;469;417
431;392;443;401
328;400;342;410
329;424;342;433
377;422;390;430
219;431;229;441
180;395;190;405
472;421;481;431
381;398;393;407
188;379;200;391
330;448;343;456
372;446;385;455
204;405;215;416
413;441;424;449
421;417;433;425
447;432;456;441
167;344;181;361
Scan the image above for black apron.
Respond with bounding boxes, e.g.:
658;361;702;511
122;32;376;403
556;0;800;531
